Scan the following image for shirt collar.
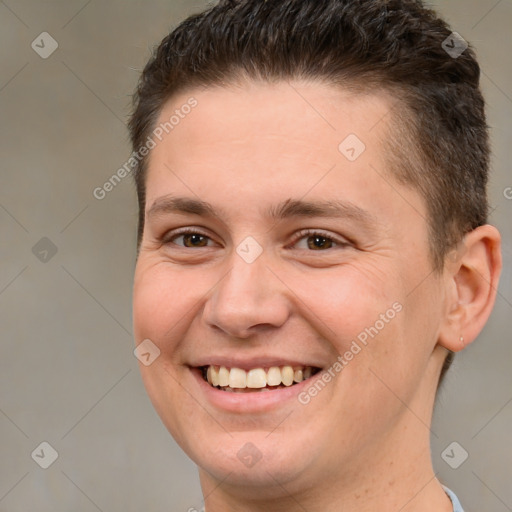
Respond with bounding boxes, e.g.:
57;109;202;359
443;485;465;512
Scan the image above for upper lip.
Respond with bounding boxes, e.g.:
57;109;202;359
189;357;324;371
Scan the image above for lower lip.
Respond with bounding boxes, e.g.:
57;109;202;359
190;368;319;413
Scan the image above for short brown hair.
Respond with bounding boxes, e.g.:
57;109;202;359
129;0;490;384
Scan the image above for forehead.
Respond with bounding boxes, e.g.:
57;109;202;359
144;80;424;227
153;80;395;156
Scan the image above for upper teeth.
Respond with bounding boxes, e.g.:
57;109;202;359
205;365;315;389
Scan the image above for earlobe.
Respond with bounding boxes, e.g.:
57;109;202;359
438;224;502;352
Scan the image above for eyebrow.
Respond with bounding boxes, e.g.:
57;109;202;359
147;195;378;228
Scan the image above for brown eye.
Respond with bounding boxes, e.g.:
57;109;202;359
166;230;215;248
181;233;209;247
307;235;334;250
292;230;348;251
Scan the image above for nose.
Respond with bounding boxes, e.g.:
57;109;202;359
202;251;290;339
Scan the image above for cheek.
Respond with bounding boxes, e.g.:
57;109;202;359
132;263;203;349
292;263;399;344
132;264;203;442
133;274;168;345
295;265;416;394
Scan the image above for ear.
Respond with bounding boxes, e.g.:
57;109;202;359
438;224;502;352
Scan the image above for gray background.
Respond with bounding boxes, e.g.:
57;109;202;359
0;1;510;511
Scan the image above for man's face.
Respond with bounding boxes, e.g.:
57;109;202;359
133;81;447;493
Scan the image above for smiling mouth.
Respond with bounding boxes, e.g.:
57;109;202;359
200;365;322;393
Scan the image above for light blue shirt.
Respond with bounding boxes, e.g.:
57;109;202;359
444;486;464;512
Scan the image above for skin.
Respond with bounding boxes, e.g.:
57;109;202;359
132;80;502;512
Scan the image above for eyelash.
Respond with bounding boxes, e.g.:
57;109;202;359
164;227;350;250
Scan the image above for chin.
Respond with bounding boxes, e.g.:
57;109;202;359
183;427;318;492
